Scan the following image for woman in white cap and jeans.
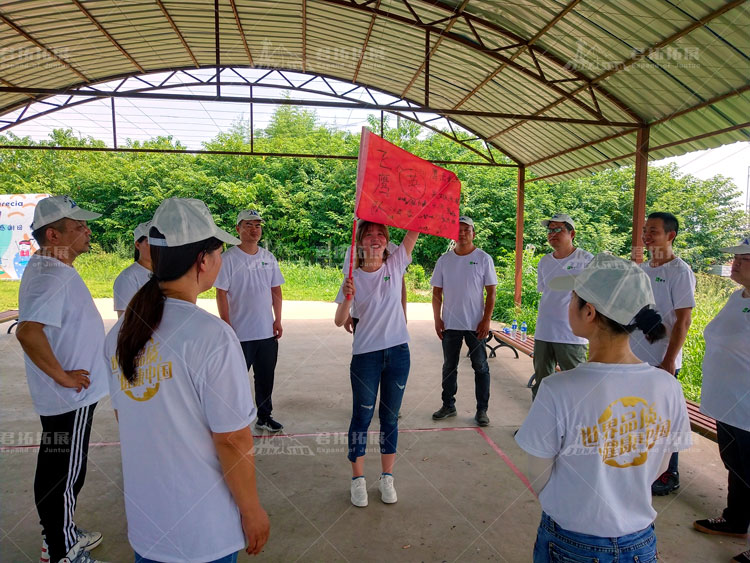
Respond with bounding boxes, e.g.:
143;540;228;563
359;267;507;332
104;198;269;562
515;253;692;562
692;238;750;563
113;221;152;317
334;220;419;507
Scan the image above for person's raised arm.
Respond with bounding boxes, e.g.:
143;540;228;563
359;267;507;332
401;230;420;257
212;427;270;556
216;288;231;325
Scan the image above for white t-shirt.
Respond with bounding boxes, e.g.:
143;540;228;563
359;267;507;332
516;362;691;538
700;289;750;431
430;248;498;331
104;298;255;563
214;246;285;342
113;261;151;312
18;254;109;416
535;248;593;344
335;245;411;355
630;257;696;369
342;242;399;319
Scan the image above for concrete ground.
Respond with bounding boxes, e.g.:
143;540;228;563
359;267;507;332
0;301;746;562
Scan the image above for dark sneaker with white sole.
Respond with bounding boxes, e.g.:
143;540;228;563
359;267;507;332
256;417;284;433
475;410;490;427
432;406;457;420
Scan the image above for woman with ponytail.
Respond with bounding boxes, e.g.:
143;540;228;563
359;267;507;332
515;253;692;562
104;198;269;563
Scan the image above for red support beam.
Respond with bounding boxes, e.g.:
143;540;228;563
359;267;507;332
514;166;526;307
631;127;649;263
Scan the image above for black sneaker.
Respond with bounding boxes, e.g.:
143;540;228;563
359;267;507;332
651;471;679;495
733;549;750;563
475;410;489;427
432;406;457;420
693;516;749;538
256;417;284;433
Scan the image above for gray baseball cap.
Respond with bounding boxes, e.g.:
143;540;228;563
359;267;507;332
541;213;575;230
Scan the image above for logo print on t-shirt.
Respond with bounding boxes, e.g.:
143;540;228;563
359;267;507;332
579;397;672;468
743;307;750;313
654;277;666;283
383;275;390;282
469;261;478;265
111;339;173;402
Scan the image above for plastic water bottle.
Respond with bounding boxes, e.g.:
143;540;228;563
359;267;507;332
520;322;528;342
511;319;518;338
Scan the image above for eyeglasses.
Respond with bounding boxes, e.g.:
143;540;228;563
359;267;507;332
547;227;565;234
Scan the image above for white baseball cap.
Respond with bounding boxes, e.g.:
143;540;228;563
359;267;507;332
31;195;101;231
720;237;750;254
148;198;240;247
458;216;474;228
549;253;655;326
133;221;150;242
237;210;264;225
541;213;575;230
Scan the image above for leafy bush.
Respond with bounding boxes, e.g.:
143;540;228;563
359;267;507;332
492;249;541;333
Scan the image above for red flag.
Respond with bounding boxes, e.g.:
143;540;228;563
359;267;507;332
355;128;461;239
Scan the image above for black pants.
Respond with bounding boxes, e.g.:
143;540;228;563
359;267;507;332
440;330;490;411
718;421;750;530
36;403;97;562
241;337;279;421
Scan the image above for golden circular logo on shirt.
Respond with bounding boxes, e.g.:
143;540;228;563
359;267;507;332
595;396;660;468
124;381;160;402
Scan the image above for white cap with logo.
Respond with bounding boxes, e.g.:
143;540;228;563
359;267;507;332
148;198;241;247
31;195;101;231
549;253;655;325
720;237;750;255
458;216;474;228
541;213;575;230
236;210;264;225
133;221;151;242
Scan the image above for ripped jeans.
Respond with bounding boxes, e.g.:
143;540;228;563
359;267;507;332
348;343;410;462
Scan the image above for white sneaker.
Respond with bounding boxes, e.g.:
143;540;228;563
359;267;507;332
41;529;103;563
379;473;397;504
350;477;368;507
58;543;108;563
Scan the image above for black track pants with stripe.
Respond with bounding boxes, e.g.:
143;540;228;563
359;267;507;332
35;403;97;563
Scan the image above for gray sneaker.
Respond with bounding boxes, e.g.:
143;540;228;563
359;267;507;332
59;544;108;563
475;410;490;427
41;528;102;563
432;406;457;420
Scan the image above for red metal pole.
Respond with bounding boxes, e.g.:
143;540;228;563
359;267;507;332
631;127;649;262
514;166;525;307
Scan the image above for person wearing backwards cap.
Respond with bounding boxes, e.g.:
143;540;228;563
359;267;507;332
692;237;750;563
113;221;152;317
515;253;691;562
214;209;286;433
531;213;593;399
104;198;270;562
16;195;108;563
430;215;498;426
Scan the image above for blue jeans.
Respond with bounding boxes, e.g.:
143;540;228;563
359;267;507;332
135;551;238;563
348;343;410;462
534;513;657;562
440;330;490;410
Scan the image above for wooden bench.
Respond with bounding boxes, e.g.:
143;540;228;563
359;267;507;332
486;328;535;359
686;399;717;442
0;309;19;334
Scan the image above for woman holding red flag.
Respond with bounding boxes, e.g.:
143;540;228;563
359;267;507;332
334;220;419;507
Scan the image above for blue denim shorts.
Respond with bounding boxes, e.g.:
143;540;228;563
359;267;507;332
533;512;657;562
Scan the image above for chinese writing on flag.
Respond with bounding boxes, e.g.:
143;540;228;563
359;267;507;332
355;128;461;239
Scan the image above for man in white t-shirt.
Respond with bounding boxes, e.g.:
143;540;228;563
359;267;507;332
532;213;593;398
431;216;498;426
630;211;696;496
113;221;152;317
16;196;108;563
215;210;286;433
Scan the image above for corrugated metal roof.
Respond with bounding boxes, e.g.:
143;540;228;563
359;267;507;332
0;0;747;179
